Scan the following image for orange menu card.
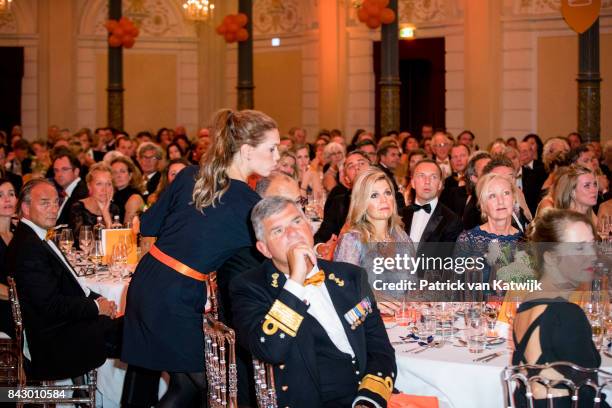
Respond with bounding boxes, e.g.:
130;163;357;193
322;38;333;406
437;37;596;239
102;228;138;265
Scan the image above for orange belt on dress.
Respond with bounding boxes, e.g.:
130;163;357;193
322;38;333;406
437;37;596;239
149;244;208;282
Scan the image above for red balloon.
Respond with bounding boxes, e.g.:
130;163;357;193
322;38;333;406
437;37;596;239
105;20;118;32
224;32;237;43
366;16;380;29
379;0;390;7
113;27;125;37
236;13;248;27
226;14;239;26
223;15;232;25
357;7;369;23
132;27;140;37
380;8;395;24
108;35;122;47
365;2;381;17
123;37;135;49
236;28;248;42
216;24;227;35
227;22;239;33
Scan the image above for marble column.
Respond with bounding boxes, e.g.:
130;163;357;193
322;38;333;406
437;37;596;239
379;0;400;136
577;19;601;143
107;0;124;129
237;0;254;110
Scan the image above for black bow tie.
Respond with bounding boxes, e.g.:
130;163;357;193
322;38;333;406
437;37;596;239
410;203;431;214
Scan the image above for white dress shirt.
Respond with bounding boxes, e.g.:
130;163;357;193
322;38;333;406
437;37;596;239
409;197;438;244
283;266;383;408
516;169;523;191
21;218;91;297
57;177;81;220
283;265;354;357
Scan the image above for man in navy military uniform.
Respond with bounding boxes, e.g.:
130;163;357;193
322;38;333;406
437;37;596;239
230;196;396;408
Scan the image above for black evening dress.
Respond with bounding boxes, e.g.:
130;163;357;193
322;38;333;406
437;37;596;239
121;165;261;372
69;200;121;239
113;186;143;223
512;298;609;408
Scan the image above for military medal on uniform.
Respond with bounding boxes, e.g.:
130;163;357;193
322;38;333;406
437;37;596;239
344;297;373;330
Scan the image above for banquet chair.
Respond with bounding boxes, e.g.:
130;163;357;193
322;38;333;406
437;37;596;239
501;362;612;408
203;312;238;408
7;276;97;408
0;277;23;387
252;358;277;408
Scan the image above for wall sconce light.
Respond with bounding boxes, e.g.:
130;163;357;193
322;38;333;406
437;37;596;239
399;25;416;39
271;37;280;47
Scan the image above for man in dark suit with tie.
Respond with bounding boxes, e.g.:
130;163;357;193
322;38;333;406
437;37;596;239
53;152;89;226
376;141;405;210
518;141;546;215
400;160;463;276
6;179;121;380
314;151;370;246
231;196;397;408
439;144;470;217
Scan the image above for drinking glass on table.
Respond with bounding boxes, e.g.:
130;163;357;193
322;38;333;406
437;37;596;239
111;239;128;280
59;228;74;256
79;226;93;258
466;308;486;353
90;240;105;277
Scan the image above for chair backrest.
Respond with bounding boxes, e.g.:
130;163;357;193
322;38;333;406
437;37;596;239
203;313;237;408
502;361;612;408
6;277;24;387
252;358;277;408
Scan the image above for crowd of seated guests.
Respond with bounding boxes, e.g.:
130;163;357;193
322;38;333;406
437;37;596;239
0;119;610;406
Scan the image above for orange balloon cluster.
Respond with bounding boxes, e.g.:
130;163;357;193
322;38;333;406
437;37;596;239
215;13;249;43
105;17;140;49
357;0;396;29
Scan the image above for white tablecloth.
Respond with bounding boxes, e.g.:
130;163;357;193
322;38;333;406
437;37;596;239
388;324;612;408
84;276;168;408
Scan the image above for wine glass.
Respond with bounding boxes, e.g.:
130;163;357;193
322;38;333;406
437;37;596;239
111;239;128;280
59;228;74;257
597;216;610;242
90;240;105;278
504;296;521;325
79;226;93;258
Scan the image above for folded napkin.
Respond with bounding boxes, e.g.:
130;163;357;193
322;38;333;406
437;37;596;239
389;393;439;408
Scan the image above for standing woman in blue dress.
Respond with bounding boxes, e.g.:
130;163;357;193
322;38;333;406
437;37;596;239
121;109;280;407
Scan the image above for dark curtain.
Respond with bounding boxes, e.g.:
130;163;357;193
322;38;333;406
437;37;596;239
0;47;24;137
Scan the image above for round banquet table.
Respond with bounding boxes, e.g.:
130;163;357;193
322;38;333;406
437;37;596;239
388;324;612;408
83;275;168;408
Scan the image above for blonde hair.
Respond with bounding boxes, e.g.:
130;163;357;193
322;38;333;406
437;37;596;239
553;164;597;218
192;109;278;210
110;155;144;193
86;162;113;185
345;168;404;243
475;173;517;221
278;150;298;179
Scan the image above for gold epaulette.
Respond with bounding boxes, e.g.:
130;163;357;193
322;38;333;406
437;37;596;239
262;300;304;337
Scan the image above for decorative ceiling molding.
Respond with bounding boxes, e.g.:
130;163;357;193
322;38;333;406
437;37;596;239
0;11;17;34
79;0;196;38
252;0;303;35
398;0;462;24
513;0;612;15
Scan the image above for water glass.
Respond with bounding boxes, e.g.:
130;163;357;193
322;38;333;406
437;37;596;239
111;240;128;279
466;312;486;353
419;307;437;338
79;226;93;257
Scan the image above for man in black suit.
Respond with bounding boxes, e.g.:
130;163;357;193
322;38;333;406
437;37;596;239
231;196;396;408
136;142;162;197
376;141;405;210
53;152;88;226
314;151;370;246
6;179;121;380
400;160;463;276
518;141;546;215
439;144;470;217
